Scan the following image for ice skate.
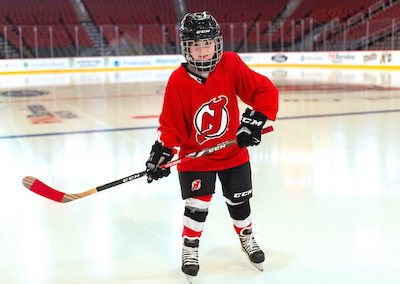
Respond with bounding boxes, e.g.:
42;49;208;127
239;228;265;271
182;237;200;282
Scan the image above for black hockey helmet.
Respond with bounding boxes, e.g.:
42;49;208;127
179;11;222;41
179;11;223;73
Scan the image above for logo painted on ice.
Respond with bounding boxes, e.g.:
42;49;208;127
194;95;229;144
1;90;48;97
191;179;202;191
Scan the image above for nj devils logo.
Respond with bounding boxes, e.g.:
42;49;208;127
194;95;229;144
191;179;202;191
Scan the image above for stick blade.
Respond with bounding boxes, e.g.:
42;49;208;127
22;176;66;203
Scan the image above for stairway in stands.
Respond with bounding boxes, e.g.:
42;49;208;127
267;0;304;40
70;0;108;56
0;35;20;59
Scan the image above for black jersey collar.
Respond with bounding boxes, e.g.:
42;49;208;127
183;63;207;84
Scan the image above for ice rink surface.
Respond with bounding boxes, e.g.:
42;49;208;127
0;67;399;283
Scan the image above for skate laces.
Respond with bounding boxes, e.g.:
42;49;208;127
182;237;199;266
182;244;199;266
239;229;261;255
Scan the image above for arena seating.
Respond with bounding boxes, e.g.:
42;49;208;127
0;0;399;58
0;0;92;57
272;0;380;46
186;0;288;50
342;2;400;45
82;0;176;54
317;0;400;50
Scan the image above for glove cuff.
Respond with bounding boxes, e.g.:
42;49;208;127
153;141;173;162
241;108;267;127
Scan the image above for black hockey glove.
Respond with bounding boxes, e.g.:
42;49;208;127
236;108;267;148
146;141;173;183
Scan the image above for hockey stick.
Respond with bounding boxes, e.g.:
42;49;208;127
22;126;273;203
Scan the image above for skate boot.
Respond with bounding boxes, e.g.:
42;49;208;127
182;237;200;282
239;228;265;271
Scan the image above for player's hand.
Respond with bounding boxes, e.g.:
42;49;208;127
146;141;173;183
236;108;267;148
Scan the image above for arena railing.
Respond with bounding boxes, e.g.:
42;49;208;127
0;18;399;59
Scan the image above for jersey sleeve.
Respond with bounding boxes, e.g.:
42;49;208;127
157;73;187;150
231;52;279;121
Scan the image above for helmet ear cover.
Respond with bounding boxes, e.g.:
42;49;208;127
179;11;223;73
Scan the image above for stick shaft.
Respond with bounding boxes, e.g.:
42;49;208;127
97;125;274;190
96;171;147;191
161;125;273;169
23;126;274;203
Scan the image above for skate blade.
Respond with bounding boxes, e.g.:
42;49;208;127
241;248;264;271
251;262;264;272
185;274;194;283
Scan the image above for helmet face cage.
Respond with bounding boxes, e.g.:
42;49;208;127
179;11;223;73
181;36;223;73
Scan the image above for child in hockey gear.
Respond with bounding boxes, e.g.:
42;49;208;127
145;11;279;279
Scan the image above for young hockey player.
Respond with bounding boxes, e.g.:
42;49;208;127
145;11;279;281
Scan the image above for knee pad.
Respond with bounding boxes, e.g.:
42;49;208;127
183;195;213;232
226;198;251;220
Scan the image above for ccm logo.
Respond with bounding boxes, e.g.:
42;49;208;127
122;174;140;183
233;189;252;198
242;117;264;126
209;144;226;153
196;29;210;34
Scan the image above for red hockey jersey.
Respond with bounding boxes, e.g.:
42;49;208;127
158;51;278;172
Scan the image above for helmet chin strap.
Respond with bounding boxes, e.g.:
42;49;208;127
187;64;210;78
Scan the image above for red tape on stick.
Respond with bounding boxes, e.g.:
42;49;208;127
29;179;65;202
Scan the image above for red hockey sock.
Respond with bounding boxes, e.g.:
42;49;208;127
182;226;202;238
234;223;252;235
182;195;213;239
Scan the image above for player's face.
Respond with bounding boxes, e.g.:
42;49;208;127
189;39;216;61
